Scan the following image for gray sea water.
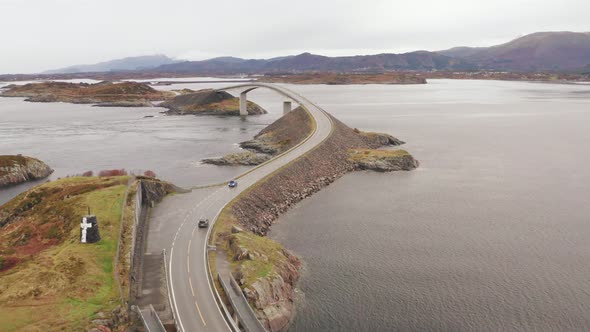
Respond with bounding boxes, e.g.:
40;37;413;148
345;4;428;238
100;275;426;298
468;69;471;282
1;79;589;330
0;81;284;204
269;80;590;331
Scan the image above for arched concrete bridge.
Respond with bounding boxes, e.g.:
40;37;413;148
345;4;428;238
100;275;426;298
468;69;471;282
160;83;334;332
217;82;301;116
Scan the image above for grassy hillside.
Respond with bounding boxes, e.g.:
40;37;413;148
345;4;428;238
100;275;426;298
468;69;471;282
0;176;130;331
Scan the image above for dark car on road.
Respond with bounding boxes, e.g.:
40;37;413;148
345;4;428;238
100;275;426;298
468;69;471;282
229;180;237;188
198;219;209;228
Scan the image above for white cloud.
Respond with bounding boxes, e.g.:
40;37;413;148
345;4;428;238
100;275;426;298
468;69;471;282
1;0;589;73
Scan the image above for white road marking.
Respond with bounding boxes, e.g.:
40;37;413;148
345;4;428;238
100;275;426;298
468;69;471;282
168;186;226;332
195;301;207;326
189;276;195;296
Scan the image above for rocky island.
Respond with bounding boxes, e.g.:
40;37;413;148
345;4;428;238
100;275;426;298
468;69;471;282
160;88;266;116
0;81;174;107
0;155;53;188
260;73;427;85
209;107;418;330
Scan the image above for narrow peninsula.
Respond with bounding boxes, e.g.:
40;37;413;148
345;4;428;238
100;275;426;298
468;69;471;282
209;107;418;330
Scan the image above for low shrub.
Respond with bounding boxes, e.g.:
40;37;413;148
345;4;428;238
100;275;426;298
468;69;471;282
98;169;127;177
143;170;156;178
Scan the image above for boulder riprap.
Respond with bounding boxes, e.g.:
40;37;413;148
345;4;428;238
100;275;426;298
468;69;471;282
160;89;267;115
202;151;271;166
0;155;53;188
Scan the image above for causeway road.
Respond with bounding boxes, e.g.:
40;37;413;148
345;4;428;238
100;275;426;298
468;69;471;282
167;83;333;332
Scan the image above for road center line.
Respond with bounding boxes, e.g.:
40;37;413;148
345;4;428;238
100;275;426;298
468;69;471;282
195;300;207;326
189;277;195;296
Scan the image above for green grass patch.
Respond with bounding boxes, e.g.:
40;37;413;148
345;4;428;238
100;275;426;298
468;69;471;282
0;176;129;330
348;148;410;162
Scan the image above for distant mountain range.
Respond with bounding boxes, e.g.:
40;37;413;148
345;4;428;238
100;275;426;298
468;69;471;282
438;31;590;72
41;32;590;75
153;51;474;74
44;55;179;74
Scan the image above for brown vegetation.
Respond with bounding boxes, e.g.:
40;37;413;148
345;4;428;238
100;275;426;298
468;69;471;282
98;169;128;177
0;176;133;331
161;89;267;116
0;81;174;105
260;72;427;85
143;170;156;178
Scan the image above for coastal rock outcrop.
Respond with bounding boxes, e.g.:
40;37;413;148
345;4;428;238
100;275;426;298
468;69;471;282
0;155;53;188
348;149;419;172
160;89;267;116
357;130;405;147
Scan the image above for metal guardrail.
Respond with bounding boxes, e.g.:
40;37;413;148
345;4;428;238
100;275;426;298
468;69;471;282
113;179;132;307
223;273;267;332
163;248;182;332
206;252;241;331
138;304;167;332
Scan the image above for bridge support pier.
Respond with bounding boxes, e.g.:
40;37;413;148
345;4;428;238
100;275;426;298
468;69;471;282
283;101;292;115
239;92;248;116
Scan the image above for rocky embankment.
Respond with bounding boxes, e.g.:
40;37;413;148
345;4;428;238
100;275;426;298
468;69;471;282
229;115;416;235
160;89;266;116
0;155;53;188
0;81;173;106
202;151;271;166
203;107;313;166
212;110;418;331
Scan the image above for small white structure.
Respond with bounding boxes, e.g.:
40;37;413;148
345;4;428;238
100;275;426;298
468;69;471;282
81;217;92;243
80;215;101;243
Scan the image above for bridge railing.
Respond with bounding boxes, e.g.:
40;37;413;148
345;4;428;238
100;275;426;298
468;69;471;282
138;304;167;332
206;248;242;332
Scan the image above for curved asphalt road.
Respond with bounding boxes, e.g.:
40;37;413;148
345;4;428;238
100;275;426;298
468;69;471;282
168;83;333;332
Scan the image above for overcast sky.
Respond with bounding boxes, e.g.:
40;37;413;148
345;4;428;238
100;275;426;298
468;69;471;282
1;0;588;73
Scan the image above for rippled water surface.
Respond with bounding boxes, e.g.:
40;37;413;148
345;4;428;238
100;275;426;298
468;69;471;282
0;81;285;204
269;80;590;331
2;79;589;330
